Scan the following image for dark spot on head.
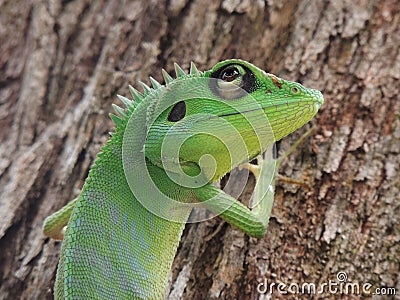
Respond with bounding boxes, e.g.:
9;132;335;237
266;89;272;94
271;77;282;89
168;101;186;122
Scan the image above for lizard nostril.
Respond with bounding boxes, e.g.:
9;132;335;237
291;87;299;93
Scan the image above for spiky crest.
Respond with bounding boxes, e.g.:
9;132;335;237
111;62;202;127
117;95;134;110
109;113;123;126
149;76;162;89
112;103;127;118
139;81;152;95
174;63;186;77
129;85;144;102
189;61;200;75
162;69;173;84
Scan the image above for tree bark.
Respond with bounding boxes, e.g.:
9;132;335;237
0;0;399;299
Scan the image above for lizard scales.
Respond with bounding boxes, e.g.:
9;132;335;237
43;59;324;299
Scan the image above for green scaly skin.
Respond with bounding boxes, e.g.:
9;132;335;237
43;59;324;299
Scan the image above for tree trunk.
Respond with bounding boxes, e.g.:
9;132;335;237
0;0;398;299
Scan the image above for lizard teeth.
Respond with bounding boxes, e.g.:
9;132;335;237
174;63;186;77
161;69;173;84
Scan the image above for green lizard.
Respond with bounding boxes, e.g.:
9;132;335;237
43;59;324;299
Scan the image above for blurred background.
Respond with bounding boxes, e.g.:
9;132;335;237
0;0;398;299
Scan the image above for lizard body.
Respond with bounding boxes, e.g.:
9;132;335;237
43;59;323;299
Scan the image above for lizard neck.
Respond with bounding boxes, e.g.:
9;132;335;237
56;125;191;299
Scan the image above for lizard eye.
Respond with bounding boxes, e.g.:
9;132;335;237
210;63;257;100
218;65;245;85
168;101;186;122
221;67;240;82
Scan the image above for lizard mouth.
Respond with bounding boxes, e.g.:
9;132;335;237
218;100;322;119
218;106;264;118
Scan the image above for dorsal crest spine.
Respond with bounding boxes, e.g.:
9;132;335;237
111;62;202;126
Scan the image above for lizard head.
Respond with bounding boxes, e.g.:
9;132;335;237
143;59;324;183
206;59;324;141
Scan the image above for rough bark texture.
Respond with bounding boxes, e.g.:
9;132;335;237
0;0;399;299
